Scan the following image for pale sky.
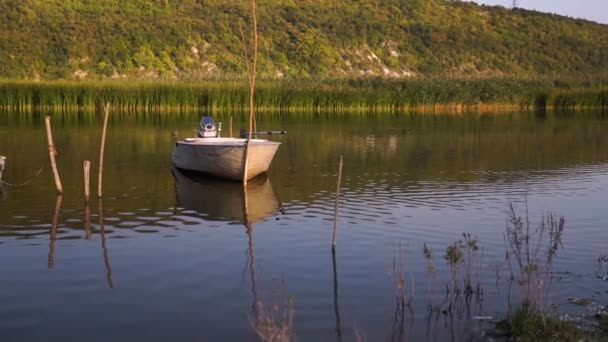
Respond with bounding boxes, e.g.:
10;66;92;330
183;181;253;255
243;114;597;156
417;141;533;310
464;0;608;24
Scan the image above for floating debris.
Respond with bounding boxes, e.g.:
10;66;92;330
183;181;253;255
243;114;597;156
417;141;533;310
568;297;593;306
596;274;608;281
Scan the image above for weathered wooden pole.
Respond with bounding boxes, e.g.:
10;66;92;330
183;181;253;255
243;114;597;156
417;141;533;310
331;155;344;250
83;160;92;239
83;160;91;203
98;103;110;198
45;116;63;194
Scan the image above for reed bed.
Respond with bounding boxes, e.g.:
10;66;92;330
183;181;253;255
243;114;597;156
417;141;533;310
0;78;606;116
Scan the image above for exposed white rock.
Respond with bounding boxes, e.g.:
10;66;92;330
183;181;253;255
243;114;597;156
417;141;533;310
74;69;88;79
191;46;199;57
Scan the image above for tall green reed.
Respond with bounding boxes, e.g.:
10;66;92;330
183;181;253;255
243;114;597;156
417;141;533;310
0;78;606;116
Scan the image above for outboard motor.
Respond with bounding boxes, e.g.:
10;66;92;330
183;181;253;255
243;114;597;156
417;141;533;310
198;116;218;138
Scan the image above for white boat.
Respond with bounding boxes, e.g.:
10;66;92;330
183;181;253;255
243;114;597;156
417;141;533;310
172;117;282;181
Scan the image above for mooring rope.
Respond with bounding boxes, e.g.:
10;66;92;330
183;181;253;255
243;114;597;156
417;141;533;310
0;167;44;187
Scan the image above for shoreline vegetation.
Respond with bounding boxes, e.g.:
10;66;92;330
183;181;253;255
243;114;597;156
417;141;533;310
0;78;606;115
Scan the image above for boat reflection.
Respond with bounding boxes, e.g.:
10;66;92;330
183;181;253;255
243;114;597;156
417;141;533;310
172;168;280;223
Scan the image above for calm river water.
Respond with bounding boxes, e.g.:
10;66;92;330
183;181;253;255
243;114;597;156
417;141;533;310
1;111;607;341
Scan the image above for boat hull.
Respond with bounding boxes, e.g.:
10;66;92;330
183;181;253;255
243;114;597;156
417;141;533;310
172;138;280;181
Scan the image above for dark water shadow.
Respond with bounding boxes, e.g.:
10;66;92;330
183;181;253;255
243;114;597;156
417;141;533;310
172;168;280;223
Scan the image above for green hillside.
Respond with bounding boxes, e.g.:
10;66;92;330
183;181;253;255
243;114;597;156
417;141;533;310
0;0;607;80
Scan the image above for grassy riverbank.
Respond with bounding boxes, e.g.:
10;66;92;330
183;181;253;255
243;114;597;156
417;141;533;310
0;78;606;115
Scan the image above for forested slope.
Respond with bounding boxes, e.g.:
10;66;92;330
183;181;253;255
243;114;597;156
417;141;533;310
0;0;607;80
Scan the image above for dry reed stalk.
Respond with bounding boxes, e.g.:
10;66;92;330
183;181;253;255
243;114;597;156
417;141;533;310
98;103;110;198
331;155;343;250
44;116;63;194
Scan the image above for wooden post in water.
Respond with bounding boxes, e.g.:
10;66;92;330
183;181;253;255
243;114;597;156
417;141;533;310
98;103;110;198
0;156;5;183
83;160;92;239
331;155;344;250
229;116;233;138
83;160;91;203
45;116;63;194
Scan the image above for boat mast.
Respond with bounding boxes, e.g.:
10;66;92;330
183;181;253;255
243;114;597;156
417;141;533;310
243;0;258;185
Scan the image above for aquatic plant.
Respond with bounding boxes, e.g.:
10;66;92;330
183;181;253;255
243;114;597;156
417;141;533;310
504;201;565;311
390;241;414;309
494;301;581;342
0;78;606;115
443;233;482;297
388;242;414;342
251;279;295;342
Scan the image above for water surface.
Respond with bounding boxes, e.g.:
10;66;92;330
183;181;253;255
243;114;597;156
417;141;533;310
1;111;607;341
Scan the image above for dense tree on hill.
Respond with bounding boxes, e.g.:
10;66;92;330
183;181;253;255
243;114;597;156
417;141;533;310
0;0;606;80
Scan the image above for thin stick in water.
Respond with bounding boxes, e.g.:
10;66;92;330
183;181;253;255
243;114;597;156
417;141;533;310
98;103;110;198
44;116;63;194
332;155;344;250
